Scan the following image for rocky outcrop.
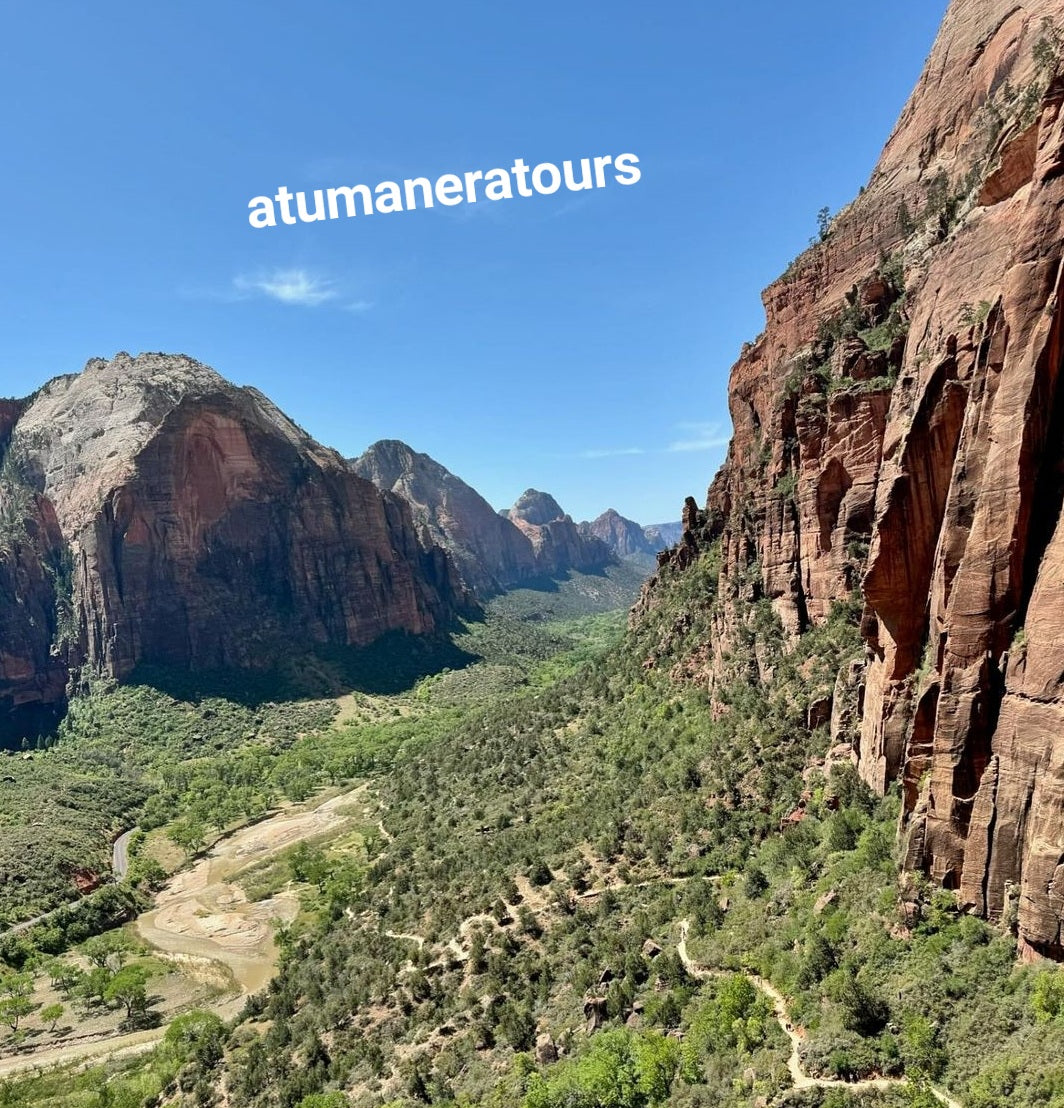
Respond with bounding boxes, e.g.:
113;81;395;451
643;522;683;550
579;509;658;562
351;440;538;595
639;0;1064;957
504;490;614;576
352;443;621;592
0;399;24;447
0;486;69;745
0;354;465;722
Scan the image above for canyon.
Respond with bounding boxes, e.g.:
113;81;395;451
641;0;1064;958
352;440;631;594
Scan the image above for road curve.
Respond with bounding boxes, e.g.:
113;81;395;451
0;786;368;1079
112;828;135;880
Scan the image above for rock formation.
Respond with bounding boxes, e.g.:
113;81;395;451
640;0;1064;957
579;509;658;562
351;440;538;595
0;483;69;742
0;354;465;741
353;443;619;592
504;490;614;576
643;521;683;550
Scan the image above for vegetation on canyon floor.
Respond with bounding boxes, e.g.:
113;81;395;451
0;548;1061;1108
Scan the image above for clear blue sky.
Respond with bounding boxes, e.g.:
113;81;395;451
1;1;947;524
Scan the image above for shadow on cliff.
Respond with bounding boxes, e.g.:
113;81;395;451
0;698;68;753
126;630;479;706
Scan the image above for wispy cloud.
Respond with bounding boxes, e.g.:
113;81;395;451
549;196;592;220
579;447;647;459
232;268;338;306
666;421;730;453
568;422;731;461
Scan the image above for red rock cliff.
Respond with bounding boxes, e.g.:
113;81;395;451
2;353;464;703
351;439;541;596
641;0;1064;957
505;490;615;576
0;487;69;743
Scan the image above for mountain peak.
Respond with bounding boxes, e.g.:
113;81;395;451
508;489;567;526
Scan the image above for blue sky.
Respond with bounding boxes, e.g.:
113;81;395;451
1;1;946;524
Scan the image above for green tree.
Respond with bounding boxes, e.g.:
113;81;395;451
83;931;132;970
0;971;35;1031
830;968;889;1036
296;1094;348;1108
163;1010;227;1067
127;855;167;890
901;1014;946;1079
78;965;115;1008
104;965;151;1020
524;1029;678;1108
0;972;32;1001
632;1033;680;1103
0;994;34;1033
1032;968;1064;1023
170;818;207;857
39;1002;64;1032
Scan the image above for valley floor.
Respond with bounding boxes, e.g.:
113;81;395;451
1;571;1063;1108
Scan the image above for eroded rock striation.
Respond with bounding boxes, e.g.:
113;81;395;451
352;440;539;595
0;354;465;740
579;508;660;563
504;490;614;576
0;484;69;740
639;0;1064;957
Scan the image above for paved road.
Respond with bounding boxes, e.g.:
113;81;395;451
4;828;136;938
112;828;135;880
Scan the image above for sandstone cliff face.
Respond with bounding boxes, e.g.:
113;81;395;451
504;490;614;575
579;509;658;562
0;486;69;744
0;354;464;721
643;521;683;550
352;440;539;595
641;0;1064;957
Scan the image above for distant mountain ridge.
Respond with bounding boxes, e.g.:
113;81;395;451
352;443;618;594
579;510;683;566
642;521;683;549
351;440;540;595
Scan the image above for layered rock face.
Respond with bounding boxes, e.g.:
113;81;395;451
353;443;619;592
504;490;614;575
0;486;69;742
643;521;683;550
579;509;659;562
641;0;1064;956
0;354;464;736
352;440;539;595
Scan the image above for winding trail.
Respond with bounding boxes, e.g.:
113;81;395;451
576;874;702;900
676;921;962;1107
384;931;425;948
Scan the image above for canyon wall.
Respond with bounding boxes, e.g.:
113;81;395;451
642;0;1064;957
353;443;617;594
0;353;465;740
